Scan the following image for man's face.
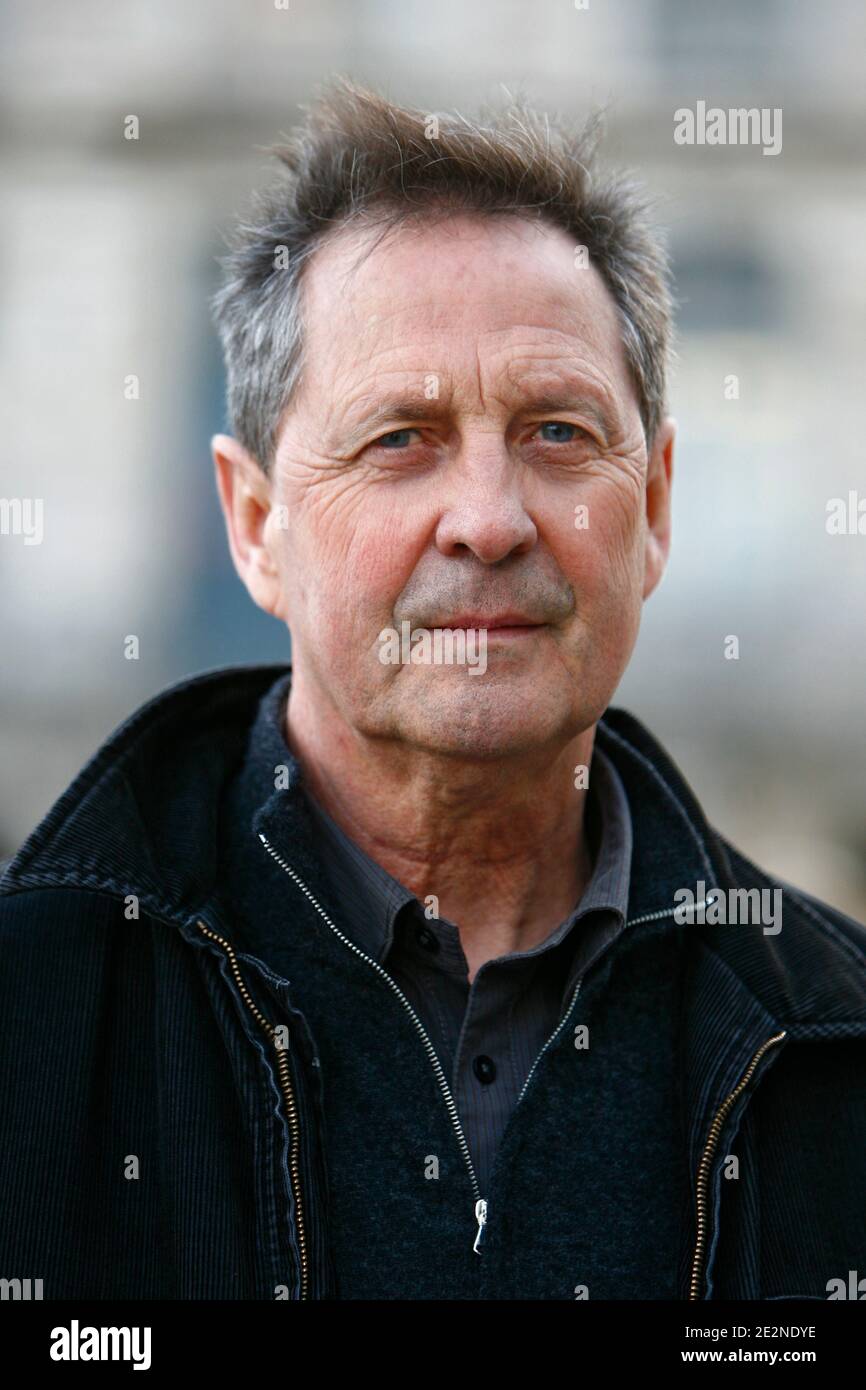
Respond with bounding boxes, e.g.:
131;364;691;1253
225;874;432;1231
220;213;673;759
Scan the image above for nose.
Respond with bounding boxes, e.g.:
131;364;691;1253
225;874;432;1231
434;447;538;564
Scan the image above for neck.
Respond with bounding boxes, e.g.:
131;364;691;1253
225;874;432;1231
284;676;597;981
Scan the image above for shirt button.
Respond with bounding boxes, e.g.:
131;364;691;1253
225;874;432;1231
473;1055;497;1084
415;925;440;953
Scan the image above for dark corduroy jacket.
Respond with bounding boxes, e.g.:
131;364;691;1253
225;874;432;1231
1;662;865;1301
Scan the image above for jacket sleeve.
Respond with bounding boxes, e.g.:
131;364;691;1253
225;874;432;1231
0;886;167;1298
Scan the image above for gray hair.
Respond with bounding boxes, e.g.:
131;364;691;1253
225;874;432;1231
210;76;674;474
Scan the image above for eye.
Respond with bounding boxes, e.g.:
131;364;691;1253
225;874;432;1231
536;421;583;444
373;428;418;449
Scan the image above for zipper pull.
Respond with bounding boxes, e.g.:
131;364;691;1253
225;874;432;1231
473;1197;488;1254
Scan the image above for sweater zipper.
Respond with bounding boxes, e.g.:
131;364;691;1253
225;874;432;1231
688;1028;787;1300
258;831;584;1257
195;918;310;1300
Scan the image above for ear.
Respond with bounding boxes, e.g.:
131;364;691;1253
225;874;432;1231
642;416;675;600
211;433;287;621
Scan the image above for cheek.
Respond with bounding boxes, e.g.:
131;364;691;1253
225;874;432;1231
283;504;420;647
559;481;645;597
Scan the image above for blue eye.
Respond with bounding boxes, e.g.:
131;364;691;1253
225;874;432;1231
538;421;578;443
376;429;416;448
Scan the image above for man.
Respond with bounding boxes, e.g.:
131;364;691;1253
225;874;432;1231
1;78;864;1302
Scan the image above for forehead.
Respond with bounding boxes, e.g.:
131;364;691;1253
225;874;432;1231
298;212;632;397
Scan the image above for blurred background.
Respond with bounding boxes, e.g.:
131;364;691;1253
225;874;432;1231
1;0;864;916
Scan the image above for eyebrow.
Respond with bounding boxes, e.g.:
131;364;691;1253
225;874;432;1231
335;396;447;454
332;383;617;454
516;391;614;439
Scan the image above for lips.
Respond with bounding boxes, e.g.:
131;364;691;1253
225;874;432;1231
438;614;544;629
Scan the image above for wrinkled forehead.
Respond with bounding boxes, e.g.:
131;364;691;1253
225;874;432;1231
296;212;633;402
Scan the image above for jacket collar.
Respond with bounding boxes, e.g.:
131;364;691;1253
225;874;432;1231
3;661;864;1040
241;671;632;1006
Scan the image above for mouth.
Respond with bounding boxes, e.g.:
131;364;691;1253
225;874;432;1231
480;624;545;640
440;614;546;633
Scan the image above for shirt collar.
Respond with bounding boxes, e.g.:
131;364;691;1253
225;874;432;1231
230;667;632;976
303;731;633;970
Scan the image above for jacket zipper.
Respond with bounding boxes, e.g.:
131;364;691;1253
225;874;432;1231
195;919;310;1300
243;841;787;1293
258;830;584;1257
688;1028;787;1300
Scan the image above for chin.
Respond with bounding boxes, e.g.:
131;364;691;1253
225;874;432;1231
402;687;582;760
